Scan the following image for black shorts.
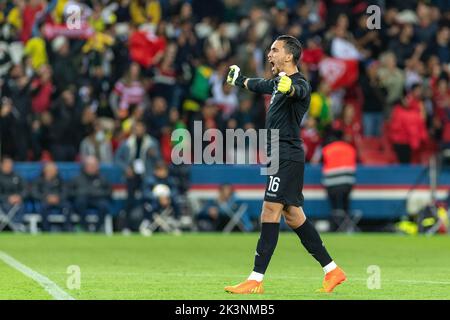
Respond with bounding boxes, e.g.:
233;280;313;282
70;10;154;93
263;159;305;208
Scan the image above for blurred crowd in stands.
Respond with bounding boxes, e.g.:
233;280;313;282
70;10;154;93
0;0;449;164
0;156;187;233
1;0;450;232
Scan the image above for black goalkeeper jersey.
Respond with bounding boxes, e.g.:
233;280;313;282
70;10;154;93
246;72;311;162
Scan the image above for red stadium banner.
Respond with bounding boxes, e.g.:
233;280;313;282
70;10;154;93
318;57;359;90
42;23;95;39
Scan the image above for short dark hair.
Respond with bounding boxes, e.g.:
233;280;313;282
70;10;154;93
276;35;302;64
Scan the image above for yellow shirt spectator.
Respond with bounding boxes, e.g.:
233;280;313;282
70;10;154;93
7;6;22;30
82;32;115;53
130;0;161;26
24;37;48;70
309;92;332;129
309;92;325;118
53;0;69;24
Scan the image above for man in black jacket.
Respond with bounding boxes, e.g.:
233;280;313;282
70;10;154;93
31;162;70;232
1;65;31;161
71;156;112;232
48;89;82;161
0;97;18;158
0;157;26;231
359;60;387;137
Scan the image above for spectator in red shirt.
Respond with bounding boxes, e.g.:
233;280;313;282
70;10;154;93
301;116;322;163
332;104;361;147
389;98;428;163
31;64;53;114
432;76;450;112
404;83;426;116
20;0;44;43
301;36;324;70
150;43;178;107
432;76;450;146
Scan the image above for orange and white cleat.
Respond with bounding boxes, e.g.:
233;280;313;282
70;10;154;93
317;266;347;293
224;280;264;294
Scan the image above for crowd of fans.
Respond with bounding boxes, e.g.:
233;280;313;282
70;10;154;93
1;0;450;231
0;0;449;164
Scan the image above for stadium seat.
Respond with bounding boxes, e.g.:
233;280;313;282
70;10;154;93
22;210;68;234
139;206;182;236
359;137;383;151
23;214;41;234
334;209;362;233
0;205;23;232
71;210;110;233
359;150;392;165
222;203;249;233
357;136;394;165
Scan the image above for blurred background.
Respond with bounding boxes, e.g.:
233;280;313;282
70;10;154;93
0;0;450;235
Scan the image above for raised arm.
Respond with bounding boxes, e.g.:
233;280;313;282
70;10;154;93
245;78;276;95
286;78;311;100
272;73;311;100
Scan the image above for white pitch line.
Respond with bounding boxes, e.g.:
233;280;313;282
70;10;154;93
0;251;75;300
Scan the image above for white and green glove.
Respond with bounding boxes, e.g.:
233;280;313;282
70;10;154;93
226;65;247;88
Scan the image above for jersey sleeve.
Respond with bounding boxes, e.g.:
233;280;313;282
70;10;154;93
246;78;276;95
291;78;311;100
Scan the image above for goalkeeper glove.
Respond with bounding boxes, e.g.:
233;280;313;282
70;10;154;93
227;65;247;88
277;73;293;95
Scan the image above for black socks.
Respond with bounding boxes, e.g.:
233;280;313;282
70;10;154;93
252;220;332;275
293;219;333;267
253;222;280;274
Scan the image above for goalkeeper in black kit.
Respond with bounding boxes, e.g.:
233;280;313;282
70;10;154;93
224;35;346;294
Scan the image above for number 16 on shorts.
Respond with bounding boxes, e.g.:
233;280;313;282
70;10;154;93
267;176;280;193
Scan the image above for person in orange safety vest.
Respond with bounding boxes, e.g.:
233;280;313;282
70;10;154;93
321;130;357;231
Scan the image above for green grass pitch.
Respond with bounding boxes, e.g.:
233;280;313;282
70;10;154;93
1;233;450;300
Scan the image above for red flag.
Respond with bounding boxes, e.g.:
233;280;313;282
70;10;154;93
318;57;359;90
129;30;166;68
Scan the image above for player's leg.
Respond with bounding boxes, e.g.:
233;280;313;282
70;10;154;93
225;160;289;294
284;206;333;268
284;206;346;292
251;201;283;278
224;201;283;294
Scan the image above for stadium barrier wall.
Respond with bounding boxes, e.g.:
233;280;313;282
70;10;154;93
13;163;450;220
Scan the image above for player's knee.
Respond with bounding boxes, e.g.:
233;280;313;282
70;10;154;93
261;203;282;222
284;214;299;228
284;208;306;229
261;210;278;223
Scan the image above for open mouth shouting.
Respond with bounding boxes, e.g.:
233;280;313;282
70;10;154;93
269;60;276;73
